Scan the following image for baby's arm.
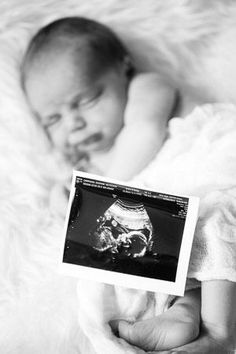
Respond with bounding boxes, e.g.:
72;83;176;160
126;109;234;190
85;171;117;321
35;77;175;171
200;280;236;349
105;73;176;181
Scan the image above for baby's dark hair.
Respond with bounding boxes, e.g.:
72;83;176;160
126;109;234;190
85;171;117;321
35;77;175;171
22;17;132;87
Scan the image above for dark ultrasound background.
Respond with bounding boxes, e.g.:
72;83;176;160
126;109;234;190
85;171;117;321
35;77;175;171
63;179;187;282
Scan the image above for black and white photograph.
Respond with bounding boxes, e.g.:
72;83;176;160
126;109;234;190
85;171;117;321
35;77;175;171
61;171;199;295
2;1;236;353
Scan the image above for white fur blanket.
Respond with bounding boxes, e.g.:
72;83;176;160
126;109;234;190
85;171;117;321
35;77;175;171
1;1;236;353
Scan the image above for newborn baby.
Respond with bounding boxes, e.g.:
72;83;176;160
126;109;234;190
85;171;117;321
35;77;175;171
21;17;236;353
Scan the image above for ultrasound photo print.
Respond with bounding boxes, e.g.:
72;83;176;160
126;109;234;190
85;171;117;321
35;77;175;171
61;171;199;296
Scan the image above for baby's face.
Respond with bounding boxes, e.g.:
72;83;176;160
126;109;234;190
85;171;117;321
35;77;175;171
25;52;128;163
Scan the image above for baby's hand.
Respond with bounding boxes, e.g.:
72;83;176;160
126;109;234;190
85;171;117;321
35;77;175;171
62;142;89;167
49;182;69;218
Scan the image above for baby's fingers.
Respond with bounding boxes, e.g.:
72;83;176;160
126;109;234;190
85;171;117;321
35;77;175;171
115;319;161;352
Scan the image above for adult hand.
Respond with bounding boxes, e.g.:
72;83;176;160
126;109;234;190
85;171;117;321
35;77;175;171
113;317;236;354
110;289;201;352
147;329;236;354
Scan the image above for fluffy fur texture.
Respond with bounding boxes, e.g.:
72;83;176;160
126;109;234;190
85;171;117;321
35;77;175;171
1;1;236;353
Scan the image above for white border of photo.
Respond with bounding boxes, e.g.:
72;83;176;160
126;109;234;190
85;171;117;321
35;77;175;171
58;170;199;296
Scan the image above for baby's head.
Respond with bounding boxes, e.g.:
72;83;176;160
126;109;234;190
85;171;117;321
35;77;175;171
22;17;133;161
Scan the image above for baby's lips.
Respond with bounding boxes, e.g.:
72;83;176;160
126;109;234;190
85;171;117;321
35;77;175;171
75;133;104;151
81;132;103;146
68;132;103;147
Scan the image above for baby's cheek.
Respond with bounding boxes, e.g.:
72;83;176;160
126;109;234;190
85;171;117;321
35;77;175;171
51;130;68;150
50;131;72;160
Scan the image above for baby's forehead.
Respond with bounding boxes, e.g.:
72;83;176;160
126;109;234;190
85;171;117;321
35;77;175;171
23;33;121;92
31;43;96;79
26;52;81;94
24;48;97;116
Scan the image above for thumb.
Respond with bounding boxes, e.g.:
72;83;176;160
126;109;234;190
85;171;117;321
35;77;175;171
117;319;155;351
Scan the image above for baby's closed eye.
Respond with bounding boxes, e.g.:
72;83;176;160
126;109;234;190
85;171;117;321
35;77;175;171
45;113;62;128
75;88;103;109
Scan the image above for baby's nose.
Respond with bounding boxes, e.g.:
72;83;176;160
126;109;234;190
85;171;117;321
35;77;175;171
67;111;86;130
73;115;86;130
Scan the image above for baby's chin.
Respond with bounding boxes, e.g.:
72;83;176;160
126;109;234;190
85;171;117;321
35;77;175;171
62;147;89;167
79;135;114;153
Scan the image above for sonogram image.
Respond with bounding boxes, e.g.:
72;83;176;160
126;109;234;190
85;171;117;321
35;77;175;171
89;199;154;258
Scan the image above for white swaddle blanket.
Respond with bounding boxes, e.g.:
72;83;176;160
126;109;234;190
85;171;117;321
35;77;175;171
77;104;236;354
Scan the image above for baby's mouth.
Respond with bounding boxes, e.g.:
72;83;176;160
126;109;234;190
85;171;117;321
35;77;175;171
82;132;103;146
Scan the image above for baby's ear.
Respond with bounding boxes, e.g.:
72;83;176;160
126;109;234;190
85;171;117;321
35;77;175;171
123;56;135;78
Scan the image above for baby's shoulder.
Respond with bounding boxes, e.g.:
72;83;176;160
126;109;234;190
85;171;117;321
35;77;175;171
125;72;177;125
128;72;171;99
